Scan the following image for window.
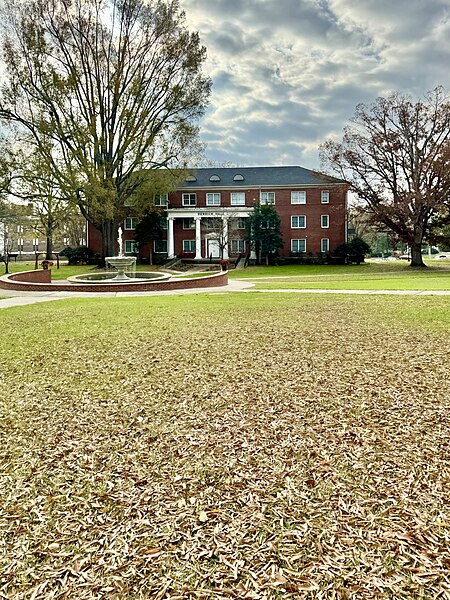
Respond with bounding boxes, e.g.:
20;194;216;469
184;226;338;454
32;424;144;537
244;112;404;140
291;215;306;229
291;239;306;253
183;218;195;229
231;239;246;254
182;193;196;206
233;174;244;181
209;174;221;181
154;240;167;253
125;240;137;254
203;217;220;229
321;215;330;229
206;192;221;206
321;238;329;253
321;191;330;204
124;217;137;230
260;191;275;205
291;191;306;204
17;224;24;233
231;217;246;230
154;194;168;206
231;192;245;206
183;240;195;253
186;175;197;182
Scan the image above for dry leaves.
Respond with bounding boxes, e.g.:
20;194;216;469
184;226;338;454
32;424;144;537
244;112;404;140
0;293;449;599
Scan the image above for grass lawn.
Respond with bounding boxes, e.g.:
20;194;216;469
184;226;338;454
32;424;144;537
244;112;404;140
1;293;449;598
230;260;450;291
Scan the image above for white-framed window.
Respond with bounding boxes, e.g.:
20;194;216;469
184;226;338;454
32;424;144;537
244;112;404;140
291;239;306;253
18;238;24;251
291;191;306;204
183;240;196;252
63;237;69;246
260;191;275;205
231;192;245;206
182;193;196;206
321;215;330;229
154;194;168;206
231;239;246;254
183;218;195;229
231;217;246;230
32;238;39;251
125;240;137;254
321;238;329;252
321;190;330;204
291;215;306;229
17;224;24;233
154;240;167;253
206;192;221;206
124;217;137;230
203;217;220;229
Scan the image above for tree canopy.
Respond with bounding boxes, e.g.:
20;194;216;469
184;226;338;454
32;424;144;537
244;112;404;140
246;203;283;265
320;87;450;267
0;0;211;259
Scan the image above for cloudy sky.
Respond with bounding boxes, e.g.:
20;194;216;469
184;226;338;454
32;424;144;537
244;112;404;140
180;0;450;170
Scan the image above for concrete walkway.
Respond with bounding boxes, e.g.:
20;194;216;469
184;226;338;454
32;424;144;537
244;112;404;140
2;279;450;309
0;279;254;308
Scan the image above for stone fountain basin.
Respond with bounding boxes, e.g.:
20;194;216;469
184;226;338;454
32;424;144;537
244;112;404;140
105;256;136;269
67;271;172;284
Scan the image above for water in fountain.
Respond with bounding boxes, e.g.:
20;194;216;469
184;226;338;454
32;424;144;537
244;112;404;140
104;226;137;280
68;226;172;284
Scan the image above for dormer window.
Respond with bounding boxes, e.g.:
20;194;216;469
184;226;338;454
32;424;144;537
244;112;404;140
233;174;244;181
186;175;197;182
209;174;220;181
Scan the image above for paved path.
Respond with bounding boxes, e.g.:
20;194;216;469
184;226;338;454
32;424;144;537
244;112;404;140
0;279;254;308
2;279;450;309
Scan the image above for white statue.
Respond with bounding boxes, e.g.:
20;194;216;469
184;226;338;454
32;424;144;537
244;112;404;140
118;227;123;256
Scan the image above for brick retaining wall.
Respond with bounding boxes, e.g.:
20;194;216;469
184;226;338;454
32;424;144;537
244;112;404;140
0;270;228;293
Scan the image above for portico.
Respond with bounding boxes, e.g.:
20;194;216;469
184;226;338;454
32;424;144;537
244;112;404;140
166;207;250;259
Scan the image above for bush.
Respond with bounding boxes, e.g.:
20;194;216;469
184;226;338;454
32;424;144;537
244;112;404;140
60;246;94;265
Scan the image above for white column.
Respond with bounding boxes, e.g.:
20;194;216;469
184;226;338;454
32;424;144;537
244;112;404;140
195;216;202;259
167;217;175;258
222;216;229;259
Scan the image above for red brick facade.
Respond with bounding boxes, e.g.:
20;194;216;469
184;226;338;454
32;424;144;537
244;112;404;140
87;166;349;260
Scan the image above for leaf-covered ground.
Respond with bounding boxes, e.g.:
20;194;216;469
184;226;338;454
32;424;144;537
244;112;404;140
1;293;449;599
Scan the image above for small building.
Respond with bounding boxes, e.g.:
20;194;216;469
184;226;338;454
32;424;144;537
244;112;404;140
88;165;349;260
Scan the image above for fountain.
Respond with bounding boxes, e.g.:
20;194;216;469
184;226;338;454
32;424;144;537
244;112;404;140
105;227;137;280
67;226;172;285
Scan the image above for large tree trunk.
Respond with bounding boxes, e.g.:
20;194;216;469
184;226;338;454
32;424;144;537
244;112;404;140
102;219;118;262
45;235;53;260
410;240;426;267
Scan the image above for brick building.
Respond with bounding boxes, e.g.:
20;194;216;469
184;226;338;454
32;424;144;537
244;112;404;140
88;166;349;260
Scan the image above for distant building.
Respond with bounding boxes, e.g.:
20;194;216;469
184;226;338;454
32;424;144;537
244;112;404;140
87;166;349;260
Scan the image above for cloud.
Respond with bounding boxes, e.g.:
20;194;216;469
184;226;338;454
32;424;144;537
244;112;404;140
180;0;450;168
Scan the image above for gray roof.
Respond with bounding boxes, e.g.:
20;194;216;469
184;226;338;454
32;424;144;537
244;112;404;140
180;166;347;188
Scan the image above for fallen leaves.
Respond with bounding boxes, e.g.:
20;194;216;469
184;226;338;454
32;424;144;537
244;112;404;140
0;293;449;598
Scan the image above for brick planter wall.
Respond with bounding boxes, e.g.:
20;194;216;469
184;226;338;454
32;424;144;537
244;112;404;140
9;270;52;283
0;270;228;293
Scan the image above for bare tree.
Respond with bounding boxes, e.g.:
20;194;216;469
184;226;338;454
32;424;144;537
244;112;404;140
320;87;450;267
0;0;211;260
202;213;246;260
0;200;20;273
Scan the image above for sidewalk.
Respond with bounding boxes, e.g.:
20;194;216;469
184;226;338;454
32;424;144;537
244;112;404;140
2;279;450;309
0;279;255;308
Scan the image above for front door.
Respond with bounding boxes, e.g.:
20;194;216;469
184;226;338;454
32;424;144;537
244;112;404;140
208;239;220;258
